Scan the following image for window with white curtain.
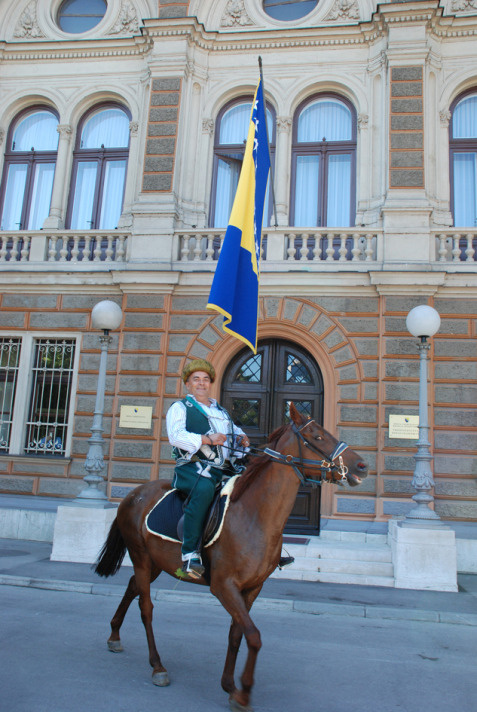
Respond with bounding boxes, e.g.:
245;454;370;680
0;108;59;230
450;92;477;227
0;335;79;457
210;97;275;228
291;95;356;227
67;105;130;230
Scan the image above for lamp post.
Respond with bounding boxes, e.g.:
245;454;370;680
405;304;441;521
75;300;122;504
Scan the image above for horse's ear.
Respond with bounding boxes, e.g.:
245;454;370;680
289;402;302;426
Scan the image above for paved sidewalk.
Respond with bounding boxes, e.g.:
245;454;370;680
1;537;477;625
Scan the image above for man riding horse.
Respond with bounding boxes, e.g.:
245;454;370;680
166;358;294;580
166;359;251;579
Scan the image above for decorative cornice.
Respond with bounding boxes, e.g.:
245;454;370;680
14;1;45;39
221;0;255;28
0;34;152;61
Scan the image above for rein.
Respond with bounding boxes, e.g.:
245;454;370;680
231;418;350;487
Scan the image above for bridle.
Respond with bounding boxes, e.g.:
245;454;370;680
262;418;350;487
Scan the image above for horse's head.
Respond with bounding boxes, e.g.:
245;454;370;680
288;402;368;487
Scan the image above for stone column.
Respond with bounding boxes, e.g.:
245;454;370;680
117;120;139;229
43;124;73;229
274;116;292;226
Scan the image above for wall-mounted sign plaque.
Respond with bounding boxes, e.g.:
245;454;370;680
119;405;153;429
389;414;419;439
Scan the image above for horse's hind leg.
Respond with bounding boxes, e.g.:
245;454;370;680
134;565;170;687
107;566;161;653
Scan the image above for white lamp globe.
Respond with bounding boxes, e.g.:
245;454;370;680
91;300;123;331
406;305;441;339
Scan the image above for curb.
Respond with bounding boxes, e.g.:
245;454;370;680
2;574;477;626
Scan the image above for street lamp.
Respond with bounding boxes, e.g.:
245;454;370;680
75;300;122;504
405;304;441;521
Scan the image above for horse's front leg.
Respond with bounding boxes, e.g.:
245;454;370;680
214;582;263;711
221;620;242;694
134;566;170;687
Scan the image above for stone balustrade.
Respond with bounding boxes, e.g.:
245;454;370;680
434;231;477;262
0;231;128;263
2;228;477;268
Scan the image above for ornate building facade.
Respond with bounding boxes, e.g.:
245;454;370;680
1;0;477;532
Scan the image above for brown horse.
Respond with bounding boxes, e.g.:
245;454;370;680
94;403;367;711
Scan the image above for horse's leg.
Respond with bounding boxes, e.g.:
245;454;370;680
107;566;162;653
134;565;170;687
221;585;262;697
213;582;263;712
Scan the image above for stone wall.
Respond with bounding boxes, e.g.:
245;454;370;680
1;288;476;523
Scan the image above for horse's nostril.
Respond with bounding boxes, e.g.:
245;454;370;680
357;462;367;471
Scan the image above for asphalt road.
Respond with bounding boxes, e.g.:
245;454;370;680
1;583;476;712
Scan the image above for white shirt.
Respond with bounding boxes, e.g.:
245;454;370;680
166;396;247;461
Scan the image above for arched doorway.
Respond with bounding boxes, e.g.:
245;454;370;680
221;339;324;533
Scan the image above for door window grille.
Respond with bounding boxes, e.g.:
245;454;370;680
24;339;76;456
0;338;22;451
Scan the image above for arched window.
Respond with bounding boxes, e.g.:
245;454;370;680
0;108;59;230
450;91;477;227
66;104;130;230
291;95;356;227
210;97;275;228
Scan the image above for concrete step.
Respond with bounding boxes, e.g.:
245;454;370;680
290;555;393;577
270;568;396;587
284;540;392;563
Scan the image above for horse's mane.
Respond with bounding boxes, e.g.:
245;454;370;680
230;423;290;502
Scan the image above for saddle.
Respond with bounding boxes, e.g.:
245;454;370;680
145;475;239;549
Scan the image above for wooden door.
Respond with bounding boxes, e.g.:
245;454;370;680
221;339;324;534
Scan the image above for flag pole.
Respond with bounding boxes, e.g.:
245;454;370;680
258;56;278;228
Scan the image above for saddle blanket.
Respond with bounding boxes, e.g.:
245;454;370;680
145;475;239;548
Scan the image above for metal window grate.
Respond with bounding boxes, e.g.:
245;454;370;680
0;338;22;451
24;338;76;456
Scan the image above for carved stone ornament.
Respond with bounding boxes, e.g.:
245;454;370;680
14;1;46;39
325;0;360;21
276;117;292;133
202;119;215;135
221;0;254;27
129;121;139;136
0;128;5;146
451;0;477;12
358;113;369;129
108;0;139;36
57;124;73;139
439;110;451;127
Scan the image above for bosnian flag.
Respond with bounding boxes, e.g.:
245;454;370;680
207;79;271;353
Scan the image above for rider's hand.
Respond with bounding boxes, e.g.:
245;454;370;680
237;435;250;448
208;433;227;446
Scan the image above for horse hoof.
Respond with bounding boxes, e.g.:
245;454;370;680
107;640;123;653
229;696;253;712
152;671;170;687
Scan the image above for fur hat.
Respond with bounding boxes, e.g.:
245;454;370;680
182;358;216;384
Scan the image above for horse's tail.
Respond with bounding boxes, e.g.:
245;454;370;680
93;518;127;578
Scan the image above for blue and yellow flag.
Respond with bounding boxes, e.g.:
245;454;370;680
207;79;271;353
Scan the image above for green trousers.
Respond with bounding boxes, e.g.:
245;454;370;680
173;461;223;556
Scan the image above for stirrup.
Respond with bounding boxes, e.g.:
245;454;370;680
181;554;205;579
278;556;295;570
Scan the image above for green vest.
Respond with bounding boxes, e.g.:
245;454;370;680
172;396;233;468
